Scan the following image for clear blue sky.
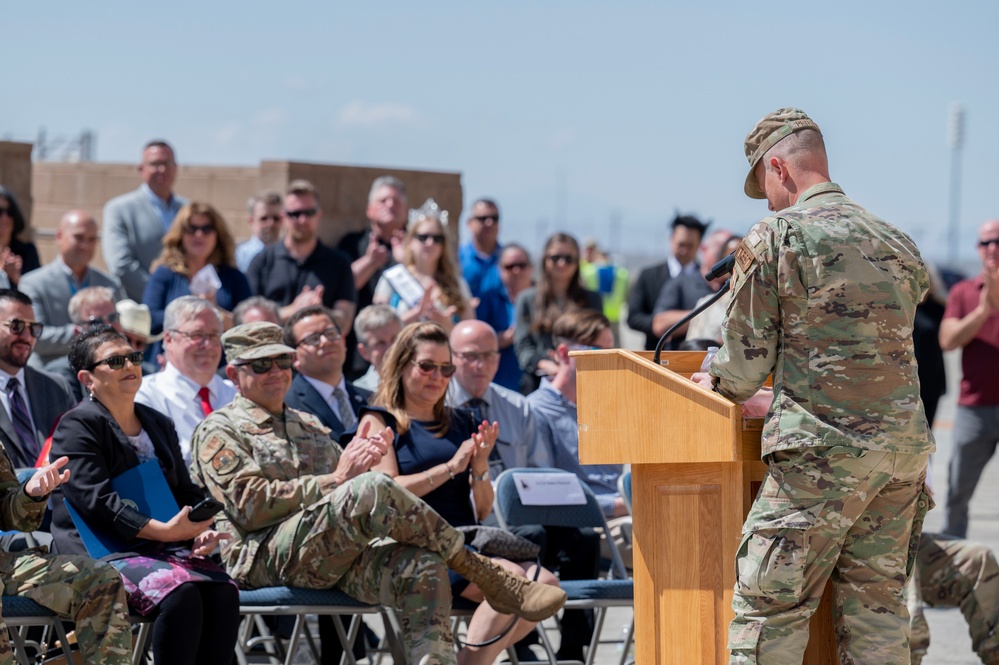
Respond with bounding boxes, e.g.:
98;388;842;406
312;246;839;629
8;2;999;267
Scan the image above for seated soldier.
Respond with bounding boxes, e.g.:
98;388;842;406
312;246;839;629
189;322;566;665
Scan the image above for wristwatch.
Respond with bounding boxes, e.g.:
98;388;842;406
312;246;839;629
470;470;491;482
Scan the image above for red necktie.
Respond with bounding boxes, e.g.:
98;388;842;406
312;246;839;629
198;386;213;416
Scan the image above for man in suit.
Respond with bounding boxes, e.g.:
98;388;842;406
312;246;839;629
20;210;122;367
0;290;75;468
284;305;370;440
626;213;708;349
102;140;188;301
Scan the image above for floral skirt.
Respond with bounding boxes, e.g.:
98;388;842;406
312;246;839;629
109;545;235;616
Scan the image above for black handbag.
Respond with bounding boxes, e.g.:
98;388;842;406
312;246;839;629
457;525;540;561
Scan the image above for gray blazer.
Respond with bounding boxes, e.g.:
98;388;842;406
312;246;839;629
20;261;122;366
0;367;76;469
102;187;187;301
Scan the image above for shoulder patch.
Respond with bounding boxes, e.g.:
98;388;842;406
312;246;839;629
211;449;241;475
734;240;757;273
198;434;225;464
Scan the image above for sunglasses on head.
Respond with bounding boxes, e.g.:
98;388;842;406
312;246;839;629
4;319;43;338
236;354;294;374
411;359;457;377
414;233;445;245
285;208;318;219
87;351;144;371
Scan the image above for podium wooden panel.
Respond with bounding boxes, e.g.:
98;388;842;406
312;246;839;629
574;349;835;665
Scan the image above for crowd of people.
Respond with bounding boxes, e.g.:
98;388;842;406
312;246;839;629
0;114;996;665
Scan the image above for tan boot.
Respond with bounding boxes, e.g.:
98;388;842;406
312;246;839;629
449;549;566;622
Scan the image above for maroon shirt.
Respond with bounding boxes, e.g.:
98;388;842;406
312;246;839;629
943;275;999;406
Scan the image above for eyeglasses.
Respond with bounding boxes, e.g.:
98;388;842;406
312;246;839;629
545;254;577;265
296;327;342;347
411;359;457;377
455;350;499;365
4;319;44;338
184;223;216;235
0;208;11;218
87;313;120;326
236;354;294;374
501;261;529;271
257;214;282;222
979;238;999;248
471;215;500;224
285;208;318;219
87;351;144;371
414;233;445;245
169;329;222;345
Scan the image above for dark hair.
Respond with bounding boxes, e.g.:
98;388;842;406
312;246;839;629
0;288;32;308
69;324;129;373
372;322;451;436
670;213;709;239
471;198;499;213
143;139;174;154
677;338;719;351
532;232;590;335
552;309;611;347
0;187;27;239
283;305;338;347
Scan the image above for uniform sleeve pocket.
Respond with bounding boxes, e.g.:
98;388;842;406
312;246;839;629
735;501;824;604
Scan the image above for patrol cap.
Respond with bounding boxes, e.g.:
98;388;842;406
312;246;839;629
743;108;821;199
222;322;295;363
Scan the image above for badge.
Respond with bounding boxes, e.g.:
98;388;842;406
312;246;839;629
734;240;757;273
211;449;240;475
198;434;225;464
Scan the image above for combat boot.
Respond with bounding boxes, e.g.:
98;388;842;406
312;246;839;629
449;548;566;622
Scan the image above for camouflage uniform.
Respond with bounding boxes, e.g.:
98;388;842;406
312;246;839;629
0;447;131;664
189;394;464;665
713;115;935;664
906;532;999;664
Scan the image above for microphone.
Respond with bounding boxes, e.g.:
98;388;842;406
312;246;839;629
704;252;736;281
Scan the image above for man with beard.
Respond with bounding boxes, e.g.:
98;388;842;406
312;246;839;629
247;180;356;326
0;290;75;468
135;296;237;465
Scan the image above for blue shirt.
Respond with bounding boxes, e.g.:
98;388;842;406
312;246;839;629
527;378;622;517
459;242;502;298
475;284;522;392
235;237;265;273
141;184;185;233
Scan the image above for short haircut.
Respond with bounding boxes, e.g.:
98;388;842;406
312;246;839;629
287;179;320;205
766;128;826;168
471;197;499;212
283;305;338;347
0;288;32;309
247;190;282;214
163;296;222;332
500;242;531;263
0;187;27;238
354;304;402;345
68;286;116;324
368;176;407;202
69;324;129;373
233;296;281;326
143;139;175;155
670;213;709;238
552;309;611;347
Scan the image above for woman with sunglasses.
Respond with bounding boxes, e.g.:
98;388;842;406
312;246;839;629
373;206;474;331
356;322;560;665
0;185;41;288
514;232;603;393
48;325;241;665
143;202;251;339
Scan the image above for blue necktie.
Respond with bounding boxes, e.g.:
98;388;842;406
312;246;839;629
6;377;38;458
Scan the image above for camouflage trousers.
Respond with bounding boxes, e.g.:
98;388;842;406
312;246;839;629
729;447;930;665
906;532;999;665
245;472;464;665
0;550;131;665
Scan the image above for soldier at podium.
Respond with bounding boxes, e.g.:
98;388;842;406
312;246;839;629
693;108;934;664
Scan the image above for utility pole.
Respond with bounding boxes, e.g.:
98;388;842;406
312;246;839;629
948;103;965;267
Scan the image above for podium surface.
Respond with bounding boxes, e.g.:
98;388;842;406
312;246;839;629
574;349;835;665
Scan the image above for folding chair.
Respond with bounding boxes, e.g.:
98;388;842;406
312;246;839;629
617;471;632;514
236;586;401;665
494;468;634;665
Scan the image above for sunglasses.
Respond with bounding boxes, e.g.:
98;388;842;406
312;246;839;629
87;313;120;326
296;327;342;347
4;319;44;338
285;208;318;219
471;214;500;224
501;261;529;271
414;233;445;245
411;359;457;377
979;239;999;248
184;223;216;235
236;354;294;374
87;351;144;371
545;254;577;265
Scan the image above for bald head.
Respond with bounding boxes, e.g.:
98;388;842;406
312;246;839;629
56;210;99;271
977;220;999;271
450;320;500;398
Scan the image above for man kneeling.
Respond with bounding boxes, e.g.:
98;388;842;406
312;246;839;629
189;323;565;665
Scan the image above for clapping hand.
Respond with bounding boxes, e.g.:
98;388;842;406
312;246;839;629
335;420;392;483
25;456;71;497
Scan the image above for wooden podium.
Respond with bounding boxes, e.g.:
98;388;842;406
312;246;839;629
574;349;835;665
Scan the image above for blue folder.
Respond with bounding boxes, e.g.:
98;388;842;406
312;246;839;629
65;460;180;559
